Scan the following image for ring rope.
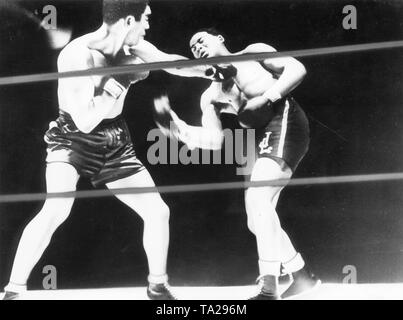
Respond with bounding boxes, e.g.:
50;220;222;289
0;172;402;204
1;40;403;86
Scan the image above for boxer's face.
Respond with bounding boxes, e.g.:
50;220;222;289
124;5;151;46
190;32;225;59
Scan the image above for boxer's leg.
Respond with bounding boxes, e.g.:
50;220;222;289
246;182;301;269
5;163;79;297
271;191;305;274
245;158;292;298
106;169;175;300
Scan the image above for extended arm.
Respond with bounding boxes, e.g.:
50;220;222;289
179;103;224;151
153;91;223;150
129;40;208;78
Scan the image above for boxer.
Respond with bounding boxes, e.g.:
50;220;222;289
3;0;206;301
154;28;320;300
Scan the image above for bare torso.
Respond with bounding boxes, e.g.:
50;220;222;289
58;33;149;120
210;57;278;115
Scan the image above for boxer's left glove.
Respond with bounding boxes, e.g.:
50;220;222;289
104;50;149;99
114;53;149;85
153;95;186;140
102;70;144;100
205;64;238;82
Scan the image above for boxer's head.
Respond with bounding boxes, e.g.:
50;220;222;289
103;0;151;46
190;28;228;59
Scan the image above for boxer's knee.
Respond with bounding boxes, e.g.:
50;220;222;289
156;202;170;222
247;217;256;235
144;201;170;223
246;186;277;209
245;187;280;230
36;199;74;228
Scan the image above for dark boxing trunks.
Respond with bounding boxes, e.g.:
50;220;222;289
254;97;310;172
44;110;145;187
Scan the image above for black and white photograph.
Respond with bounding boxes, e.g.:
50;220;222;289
1;0;403;304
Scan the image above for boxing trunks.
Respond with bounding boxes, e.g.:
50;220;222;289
44;110;145;186
254;97;310;172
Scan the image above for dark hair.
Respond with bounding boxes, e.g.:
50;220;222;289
192;27;230;47
103;0;149;24
195;27;222;37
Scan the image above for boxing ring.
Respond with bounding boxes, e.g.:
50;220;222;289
2;2;403;301
3;283;403;300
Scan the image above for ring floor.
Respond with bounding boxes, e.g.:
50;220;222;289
2;283;403;300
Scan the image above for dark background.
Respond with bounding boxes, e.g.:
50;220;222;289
1;0;403;290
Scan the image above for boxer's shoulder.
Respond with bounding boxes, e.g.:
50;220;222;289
58;38;94;72
240;43;277;55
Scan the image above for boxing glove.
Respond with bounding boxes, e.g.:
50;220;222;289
205;64;238;82
238;96;275;129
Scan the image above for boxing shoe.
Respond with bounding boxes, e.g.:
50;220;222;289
279;273;292;286
281;268;321;299
147;283;177;300
2;291;19;300
249;291;280;300
249;275;281;300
